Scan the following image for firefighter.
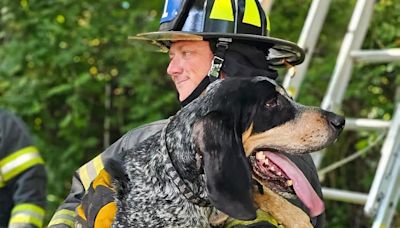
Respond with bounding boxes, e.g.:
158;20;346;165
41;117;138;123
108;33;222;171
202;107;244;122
48;0;324;227
0;109;47;228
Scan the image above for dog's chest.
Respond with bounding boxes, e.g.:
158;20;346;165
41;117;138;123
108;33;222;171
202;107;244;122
113;136;212;227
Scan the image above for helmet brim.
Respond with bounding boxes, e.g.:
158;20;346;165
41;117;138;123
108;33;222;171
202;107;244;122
129;31;305;67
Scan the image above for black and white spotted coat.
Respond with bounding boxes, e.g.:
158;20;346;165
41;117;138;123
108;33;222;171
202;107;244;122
113;82;221;228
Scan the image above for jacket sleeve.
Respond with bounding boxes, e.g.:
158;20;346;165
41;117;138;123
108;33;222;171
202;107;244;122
47;119;168;227
0;110;47;228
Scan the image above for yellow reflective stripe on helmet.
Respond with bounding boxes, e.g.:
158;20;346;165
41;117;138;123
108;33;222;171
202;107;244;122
9;203;45;228
79;154;104;191
48;209;75;227
210;0;234;21
243;0;261;27
0;146;44;183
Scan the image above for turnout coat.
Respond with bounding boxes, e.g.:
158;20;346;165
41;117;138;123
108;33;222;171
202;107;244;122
0;109;47;228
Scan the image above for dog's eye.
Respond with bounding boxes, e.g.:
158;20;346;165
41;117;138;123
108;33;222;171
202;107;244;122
265;97;278;108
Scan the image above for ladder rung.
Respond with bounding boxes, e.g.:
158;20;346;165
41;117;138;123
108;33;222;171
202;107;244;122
322;187;368;205
344;118;391;131
351;48;400;63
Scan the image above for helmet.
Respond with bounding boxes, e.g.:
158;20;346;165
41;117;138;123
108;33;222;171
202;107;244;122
131;0;305;67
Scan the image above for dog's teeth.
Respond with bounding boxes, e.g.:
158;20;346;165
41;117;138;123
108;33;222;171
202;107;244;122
287;180;293;186
277;171;282;176
269;166;275;171
264;158;269;165
256;152;265;161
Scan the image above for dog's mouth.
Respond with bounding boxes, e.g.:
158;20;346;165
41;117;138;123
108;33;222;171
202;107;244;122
249;149;325;217
250;150;295;198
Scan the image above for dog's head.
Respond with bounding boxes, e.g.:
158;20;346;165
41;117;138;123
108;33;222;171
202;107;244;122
192;77;344;220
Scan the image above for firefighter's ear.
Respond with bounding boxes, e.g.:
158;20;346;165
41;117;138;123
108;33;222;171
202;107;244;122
193;112;256;221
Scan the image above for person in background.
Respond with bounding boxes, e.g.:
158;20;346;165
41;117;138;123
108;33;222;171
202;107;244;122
0;108;47;228
49;0;324;227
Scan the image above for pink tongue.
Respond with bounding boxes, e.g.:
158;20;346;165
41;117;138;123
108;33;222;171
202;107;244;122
266;152;325;217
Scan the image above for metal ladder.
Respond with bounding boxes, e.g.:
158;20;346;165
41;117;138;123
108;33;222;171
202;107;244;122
280;0;400;227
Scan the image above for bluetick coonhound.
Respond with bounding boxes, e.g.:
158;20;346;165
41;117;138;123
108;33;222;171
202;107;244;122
112;77;344;227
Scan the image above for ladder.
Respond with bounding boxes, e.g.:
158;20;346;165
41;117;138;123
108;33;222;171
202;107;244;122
280;0;400;227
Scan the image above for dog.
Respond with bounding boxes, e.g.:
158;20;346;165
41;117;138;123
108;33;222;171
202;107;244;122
112;77;344;228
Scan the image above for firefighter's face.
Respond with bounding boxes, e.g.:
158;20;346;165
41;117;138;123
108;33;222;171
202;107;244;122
167;41;213;101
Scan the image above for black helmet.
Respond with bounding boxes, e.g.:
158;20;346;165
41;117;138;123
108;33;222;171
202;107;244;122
131;0;305;67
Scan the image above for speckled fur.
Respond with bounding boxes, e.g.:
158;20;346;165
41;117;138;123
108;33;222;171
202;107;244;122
112;81;222;228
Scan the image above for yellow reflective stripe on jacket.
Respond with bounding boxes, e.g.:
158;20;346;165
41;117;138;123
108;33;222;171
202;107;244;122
0;146;44;183
243;0;261;27
9;203;45;228
48;209;75;227
79;154;104;191
210;0;234;21
77;169;116;228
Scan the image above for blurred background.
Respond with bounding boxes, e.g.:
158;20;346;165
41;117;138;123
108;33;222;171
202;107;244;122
0;0;399;227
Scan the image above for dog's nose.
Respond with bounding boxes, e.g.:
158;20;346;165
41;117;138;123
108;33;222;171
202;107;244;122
326;112;345;131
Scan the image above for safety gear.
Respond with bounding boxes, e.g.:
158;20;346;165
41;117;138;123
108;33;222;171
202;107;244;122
48;120;169;227
219;42;278;79
0;109;47;228
179;42;279;107
131;0;305;67
75;169;117;228
180;76;211;107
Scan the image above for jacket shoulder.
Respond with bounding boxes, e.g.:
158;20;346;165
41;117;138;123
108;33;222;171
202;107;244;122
99;119;169;176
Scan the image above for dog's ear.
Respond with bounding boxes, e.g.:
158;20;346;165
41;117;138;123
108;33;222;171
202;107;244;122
193;111;256;220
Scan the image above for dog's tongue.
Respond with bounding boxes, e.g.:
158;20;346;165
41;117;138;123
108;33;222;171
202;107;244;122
266;152;325;217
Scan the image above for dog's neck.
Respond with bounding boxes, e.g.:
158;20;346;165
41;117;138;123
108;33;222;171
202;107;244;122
162;102;211;206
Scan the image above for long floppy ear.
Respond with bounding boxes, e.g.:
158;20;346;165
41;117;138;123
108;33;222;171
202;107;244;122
193;111;256;220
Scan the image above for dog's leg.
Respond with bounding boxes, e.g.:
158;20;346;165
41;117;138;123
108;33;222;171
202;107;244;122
254;186;313;228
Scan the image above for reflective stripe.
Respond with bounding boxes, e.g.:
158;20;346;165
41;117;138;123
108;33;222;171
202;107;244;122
48;209;75;227
243;0;261;27
79;165;91;191
79;154;104;191
210;0;234;21
93;154;104;176
0;146;44;183
0;170;4;187
9;203;45;228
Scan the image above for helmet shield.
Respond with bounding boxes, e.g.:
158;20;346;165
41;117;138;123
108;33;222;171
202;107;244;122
131;0;304;67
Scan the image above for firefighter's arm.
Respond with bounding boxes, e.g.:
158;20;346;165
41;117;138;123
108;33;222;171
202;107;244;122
47;154;104;228
48;119;168;227
0;110;47;228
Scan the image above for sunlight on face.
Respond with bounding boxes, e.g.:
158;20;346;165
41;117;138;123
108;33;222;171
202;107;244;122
167;41;214;101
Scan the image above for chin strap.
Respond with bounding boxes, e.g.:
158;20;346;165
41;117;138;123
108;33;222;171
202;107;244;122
208;38;231;82
181;38;231;107
180;76;211;107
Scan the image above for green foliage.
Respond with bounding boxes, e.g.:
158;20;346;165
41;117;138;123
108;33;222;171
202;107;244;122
1;0;399;226
0;0;174;222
